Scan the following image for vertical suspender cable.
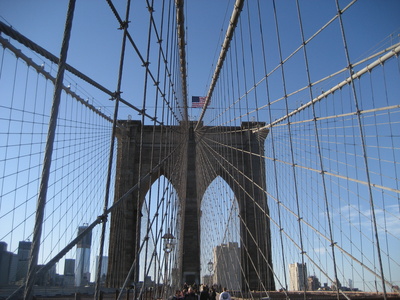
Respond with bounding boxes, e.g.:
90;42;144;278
134;0;156;288
142;0;167;293
335;1;387;298
23;1;76;299
271;1;307;298
94;0;132;298
141;0;157;291
256;0;289;290
295;1;340;298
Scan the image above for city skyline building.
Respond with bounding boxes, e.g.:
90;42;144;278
0;242;18;285
307;275;321;291
75;225;92;286
15;240;32;283
64;258;75;286
289;263;307;291
95;256;108;283
213;242;241;291
349;279;353;290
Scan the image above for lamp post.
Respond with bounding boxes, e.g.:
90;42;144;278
207;260;213;286
162;231;175;298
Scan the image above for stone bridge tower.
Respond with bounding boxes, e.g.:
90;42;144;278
106;120;275;291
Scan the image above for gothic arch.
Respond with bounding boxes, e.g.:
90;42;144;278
195;122;274;291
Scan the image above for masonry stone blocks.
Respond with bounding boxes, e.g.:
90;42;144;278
106;120;275;291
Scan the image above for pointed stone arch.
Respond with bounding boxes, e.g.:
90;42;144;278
196;122;274;291
200;176;241;289
106;120;187;287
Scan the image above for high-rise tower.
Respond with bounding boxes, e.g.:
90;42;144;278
15;240;32;283
289;262;307;291
75;225;92;286
213;242;241;291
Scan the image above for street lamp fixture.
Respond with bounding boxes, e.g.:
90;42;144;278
207;260;213;286
162;232;175;253
207;260;213;273
162;230;175;298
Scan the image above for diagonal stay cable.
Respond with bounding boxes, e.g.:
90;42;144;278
105;0;182;122
253;44;400;133
199;1;359;130
204;40;400;131
198;134;398;292
203;133;400;195
6;139;182;299
0;35;114;124
95;0;132;297
335;0;388;296
119;184;175;300
195;141;275;298
0;20;163;125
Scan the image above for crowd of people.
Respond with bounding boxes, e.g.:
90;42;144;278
171;284;231;300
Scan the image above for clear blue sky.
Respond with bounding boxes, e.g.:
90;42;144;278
1;0;399;109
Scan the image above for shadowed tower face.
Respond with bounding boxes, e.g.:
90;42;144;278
106;121;275;291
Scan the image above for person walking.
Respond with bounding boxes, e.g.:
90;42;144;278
209;287;217;300
184;287;198;300
219;287;231;300
200;285;210;300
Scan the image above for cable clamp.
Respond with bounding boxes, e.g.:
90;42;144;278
98;214;108;223
110;91;122;101
118;21;130;30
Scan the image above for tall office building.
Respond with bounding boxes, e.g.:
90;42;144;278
95;256;108;283
64;258;75;286
213;242;241;291
289;262;307;291
0;242;10;285
15;240;32;283
75;226;92;286
0;242;17;285
348;279;353;290
307;275;321;291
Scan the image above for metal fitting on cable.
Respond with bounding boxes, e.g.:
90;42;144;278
118;20;130;30
110;91;122;101
98;214;108;223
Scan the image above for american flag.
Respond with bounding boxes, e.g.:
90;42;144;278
192;96;207;108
